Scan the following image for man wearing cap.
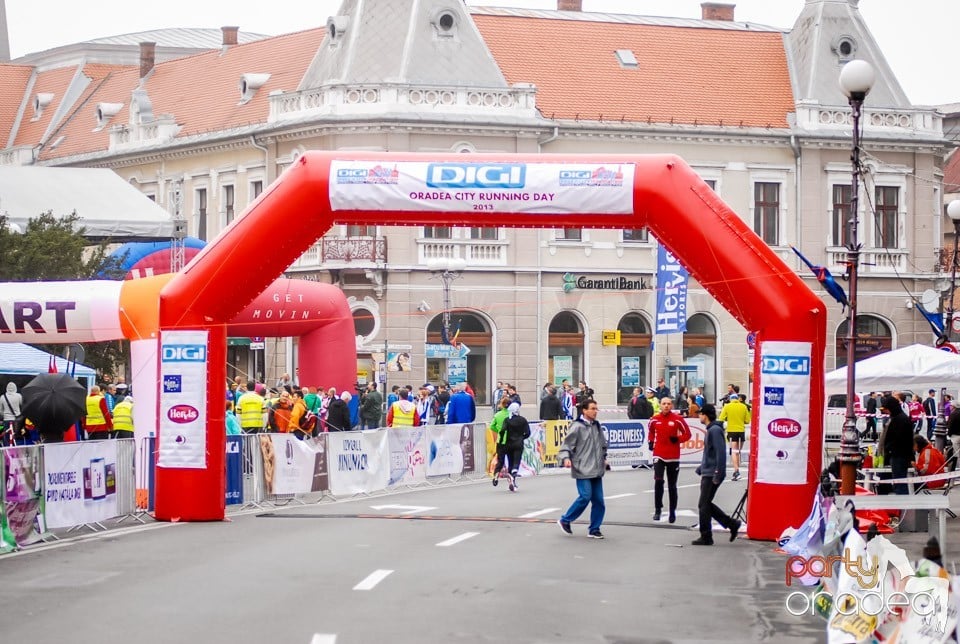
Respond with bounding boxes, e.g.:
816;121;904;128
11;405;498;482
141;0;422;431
719;393;751;481
644;387;661;415
923;389;938;440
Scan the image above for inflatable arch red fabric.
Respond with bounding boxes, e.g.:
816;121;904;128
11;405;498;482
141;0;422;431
156;152;826;541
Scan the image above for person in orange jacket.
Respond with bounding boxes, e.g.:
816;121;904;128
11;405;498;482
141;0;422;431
647;397;691;523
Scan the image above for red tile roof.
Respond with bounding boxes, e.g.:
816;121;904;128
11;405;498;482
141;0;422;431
0;64;33;145
945;150;960;193
473;14;794;128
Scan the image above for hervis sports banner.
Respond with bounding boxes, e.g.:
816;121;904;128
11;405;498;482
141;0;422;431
327;430;389;496
43;441;119;529
329;161;635;215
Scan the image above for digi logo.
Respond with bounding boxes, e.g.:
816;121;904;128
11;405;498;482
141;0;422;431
161;344;206;362
426;163;525;189
761;355;810;376
163;375;182;393
337;169;368;178
559;170;592;180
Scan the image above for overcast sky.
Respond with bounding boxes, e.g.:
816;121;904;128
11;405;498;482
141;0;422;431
7;0;958;106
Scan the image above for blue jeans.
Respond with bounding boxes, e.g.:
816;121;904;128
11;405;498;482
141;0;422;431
561;477;605;532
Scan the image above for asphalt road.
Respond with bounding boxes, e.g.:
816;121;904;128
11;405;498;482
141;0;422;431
0;467;826;644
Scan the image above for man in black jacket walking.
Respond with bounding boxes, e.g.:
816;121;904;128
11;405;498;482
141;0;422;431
881;395;914;494
691;403;740;545
539;385;562;420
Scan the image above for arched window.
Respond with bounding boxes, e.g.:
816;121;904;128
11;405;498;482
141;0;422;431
682;314;717;404
616;313;651;404
835;315;892;368
549;311;584;388
426;311;492;404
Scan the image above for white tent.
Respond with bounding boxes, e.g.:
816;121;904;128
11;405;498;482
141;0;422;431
0;343;96;382
824;344;960;394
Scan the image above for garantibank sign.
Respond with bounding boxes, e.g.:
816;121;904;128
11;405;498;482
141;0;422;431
563;273;648;293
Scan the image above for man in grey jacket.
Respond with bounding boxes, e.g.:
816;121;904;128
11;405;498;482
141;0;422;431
692;403;741;546
556;399;608;539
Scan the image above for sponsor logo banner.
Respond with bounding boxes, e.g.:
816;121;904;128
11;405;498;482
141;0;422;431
756;341;812;484
329;161;635;214
157;330;208;469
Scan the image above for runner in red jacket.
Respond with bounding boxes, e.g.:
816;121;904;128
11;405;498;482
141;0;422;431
647;398;692;523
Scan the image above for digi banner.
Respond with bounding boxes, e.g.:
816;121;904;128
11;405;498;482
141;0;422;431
755;341;812;485
157;329;208;469
656;245;688;334
0;280;123;342
387;426;428;486
327;430;389;496
225;436;243;505
43;441;119;529
329;161;635;215
259;434;328;495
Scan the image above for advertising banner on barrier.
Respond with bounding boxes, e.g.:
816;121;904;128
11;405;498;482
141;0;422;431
157;329;208;469
329;161;636;215
259;434;328;495
328;430;389;496
519;422;545;477
756;341;812;485
3;446;43;549
426;425;468;477
43;441;118;529
387;426;428;486
225;436;243;505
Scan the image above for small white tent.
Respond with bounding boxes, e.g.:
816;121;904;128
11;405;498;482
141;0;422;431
824;344;960;394
0;343;96;382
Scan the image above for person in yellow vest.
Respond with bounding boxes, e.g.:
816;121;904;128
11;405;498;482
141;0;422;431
83;385;113;440
386;392;420;428
112;395;134;439
237;379;266;433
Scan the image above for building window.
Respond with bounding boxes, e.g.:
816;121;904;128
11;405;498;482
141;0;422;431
424;226;451;239
196;188;207;240
616;313;651;404
470;227;497;240
223;185;235;225
251;180;263;201
621;228;648;243
703;179;717;191
874;186;899;249
753;182;779;245
556;228;582;241
426;312;491;405
682;314;717;404
548;311;584;387
832;184;852;247
835;314;892;368
347;225;376;237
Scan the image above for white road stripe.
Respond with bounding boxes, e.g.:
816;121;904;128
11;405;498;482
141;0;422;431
604;493;636;500
310;634;337;644
436;532;479;547
353;569;393;591
518;508;560;518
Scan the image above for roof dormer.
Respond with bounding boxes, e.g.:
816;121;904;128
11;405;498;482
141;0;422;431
32;93;54;121
95;102;123;131
239;73;271;105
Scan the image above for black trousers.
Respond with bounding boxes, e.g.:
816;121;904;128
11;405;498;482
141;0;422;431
493;443;522;476
698;477;735;540
653;460;680;512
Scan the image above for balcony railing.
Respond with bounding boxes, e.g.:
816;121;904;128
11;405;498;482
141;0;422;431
416;238;508;266
288;237;387;270
825;246;907;274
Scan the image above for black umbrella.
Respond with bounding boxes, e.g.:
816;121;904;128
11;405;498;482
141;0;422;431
20;373;87;434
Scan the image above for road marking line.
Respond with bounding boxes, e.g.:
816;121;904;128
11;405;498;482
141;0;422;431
353;569;393;591
604;493;636;500
518;508;560;518
310;634;337;644
436;531;479;547
369;504;437;515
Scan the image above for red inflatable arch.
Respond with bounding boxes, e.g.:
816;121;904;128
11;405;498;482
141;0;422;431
156;152;825;541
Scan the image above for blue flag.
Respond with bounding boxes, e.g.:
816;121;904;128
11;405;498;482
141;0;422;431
656;245;688;334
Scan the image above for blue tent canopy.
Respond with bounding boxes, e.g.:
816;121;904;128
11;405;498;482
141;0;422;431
0;343;96;382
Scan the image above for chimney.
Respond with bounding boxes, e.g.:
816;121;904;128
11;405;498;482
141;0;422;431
139;41;156;78
557;0;582;10
222;26;239;46
701;3;736;21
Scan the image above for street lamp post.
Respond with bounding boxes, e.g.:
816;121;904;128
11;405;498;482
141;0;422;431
838;59;875;496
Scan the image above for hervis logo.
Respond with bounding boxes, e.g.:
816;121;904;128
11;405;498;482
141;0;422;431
167;404;199;424
161;344;206;362
761;355;810;376
768;418;802;439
